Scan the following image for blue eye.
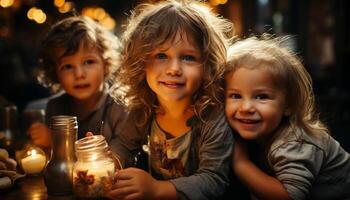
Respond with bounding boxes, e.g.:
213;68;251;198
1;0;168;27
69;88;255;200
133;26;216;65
256;94;269;100
229;93;241;99
182;55;196;62
83;59;96;65
155;53;167;60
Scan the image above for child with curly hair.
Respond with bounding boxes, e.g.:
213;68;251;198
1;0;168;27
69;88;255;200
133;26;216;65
28;15;126;153
107;0;235;199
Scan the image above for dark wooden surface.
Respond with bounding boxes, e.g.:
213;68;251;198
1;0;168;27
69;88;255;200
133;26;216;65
1;175;75;200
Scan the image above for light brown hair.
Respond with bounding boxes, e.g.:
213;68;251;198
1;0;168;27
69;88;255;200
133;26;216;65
114;0;234;125
225;35;328;137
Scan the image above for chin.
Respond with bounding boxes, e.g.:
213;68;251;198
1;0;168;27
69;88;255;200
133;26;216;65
72;93;93;101
238;132;258;141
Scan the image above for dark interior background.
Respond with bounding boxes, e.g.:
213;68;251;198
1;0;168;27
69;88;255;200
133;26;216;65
1;0;349;151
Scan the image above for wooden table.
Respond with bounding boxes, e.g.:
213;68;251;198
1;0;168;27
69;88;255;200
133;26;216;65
1;175;75;200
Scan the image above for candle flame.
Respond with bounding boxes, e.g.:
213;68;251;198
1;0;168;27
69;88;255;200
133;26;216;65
28;149;37;156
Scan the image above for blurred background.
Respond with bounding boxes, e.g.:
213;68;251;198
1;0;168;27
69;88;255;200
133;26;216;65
0;0;349;151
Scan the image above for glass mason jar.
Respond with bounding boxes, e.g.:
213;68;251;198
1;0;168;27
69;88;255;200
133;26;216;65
73;135;121;198
44;115;77;195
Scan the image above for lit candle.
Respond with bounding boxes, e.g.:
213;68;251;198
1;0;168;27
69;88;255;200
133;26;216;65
21;149;46;174
73;159;115;197
74;160;115;177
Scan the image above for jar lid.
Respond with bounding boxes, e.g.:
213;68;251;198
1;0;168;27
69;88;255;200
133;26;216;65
75;135;108;152
50;115;77;130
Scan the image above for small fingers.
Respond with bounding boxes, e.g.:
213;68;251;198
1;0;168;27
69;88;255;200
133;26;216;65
106;185;137;200
115;170;135;180
85;132;94;137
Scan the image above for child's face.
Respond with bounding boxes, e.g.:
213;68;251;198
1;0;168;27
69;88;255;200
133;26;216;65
55;43;105;101
145;31;203;106
225;67;289;142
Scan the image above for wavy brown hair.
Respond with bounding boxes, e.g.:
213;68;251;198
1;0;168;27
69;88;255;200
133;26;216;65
37;15;120;92
113;0;234;125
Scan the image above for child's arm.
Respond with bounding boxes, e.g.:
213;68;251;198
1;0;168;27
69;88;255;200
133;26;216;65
109;112;233;199
27;122;52;148
233;139;291;200
107;168;177;200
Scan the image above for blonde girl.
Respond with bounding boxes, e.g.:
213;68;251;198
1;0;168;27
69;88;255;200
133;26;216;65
225;36;350;200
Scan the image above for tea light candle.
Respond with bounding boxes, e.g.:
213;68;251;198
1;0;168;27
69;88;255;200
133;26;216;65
21;149;46;174
75;160;115;177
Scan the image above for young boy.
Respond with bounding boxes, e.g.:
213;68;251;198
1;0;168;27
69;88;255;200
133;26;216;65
28;16;125;154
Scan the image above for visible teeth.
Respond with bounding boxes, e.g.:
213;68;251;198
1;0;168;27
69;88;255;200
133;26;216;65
239;119;256;123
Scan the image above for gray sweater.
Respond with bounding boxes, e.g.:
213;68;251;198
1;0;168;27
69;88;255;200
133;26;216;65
268;128;350;199
45;90;126;151
113;110;234;200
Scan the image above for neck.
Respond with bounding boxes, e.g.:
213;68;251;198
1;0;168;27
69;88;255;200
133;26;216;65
156;99;194;137
157;99;193;119
72;91;104;116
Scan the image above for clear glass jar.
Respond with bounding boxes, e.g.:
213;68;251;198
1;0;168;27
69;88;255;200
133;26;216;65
17;144;47;175
73;135;121;198
44;115;77;195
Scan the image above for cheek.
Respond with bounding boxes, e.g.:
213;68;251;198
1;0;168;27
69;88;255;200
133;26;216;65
57;74;70;87
145;69;153;83
264;108;285;129
225;100;235;117
188;68;203;89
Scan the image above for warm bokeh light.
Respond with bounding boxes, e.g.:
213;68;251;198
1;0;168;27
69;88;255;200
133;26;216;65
100;16;116;30
93;7;106;21
27;7;47;24
54;0;65;8
82;7;116;30
58;1;73;13
82;7;94;18
0;0;14;8
209;0;227;6
34;11;46;24
27;7;37;20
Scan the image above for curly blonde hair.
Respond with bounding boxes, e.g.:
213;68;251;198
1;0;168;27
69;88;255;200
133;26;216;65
37;15;120;92
225;35;328;137
114;0;234;125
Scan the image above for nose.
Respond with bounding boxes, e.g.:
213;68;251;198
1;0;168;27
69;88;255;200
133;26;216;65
166;59;182;76
238;99;255;113
73;65;86;79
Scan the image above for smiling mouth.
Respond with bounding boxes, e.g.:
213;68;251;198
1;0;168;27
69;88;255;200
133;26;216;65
237;119;260;124
160;81;185;88
74;84;90;89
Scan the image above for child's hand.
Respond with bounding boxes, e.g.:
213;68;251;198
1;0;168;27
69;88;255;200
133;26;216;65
27;122;51;148
85;132;94;137
106;168;160;200
232;138;250;173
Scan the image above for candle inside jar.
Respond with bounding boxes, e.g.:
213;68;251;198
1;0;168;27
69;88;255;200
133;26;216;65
73;160;115;198
21;149;46;174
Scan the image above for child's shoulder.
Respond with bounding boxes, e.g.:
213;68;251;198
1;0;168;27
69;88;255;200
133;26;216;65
269;127;333;159
272;127;328;146
198;110;233;140
47;92;69;105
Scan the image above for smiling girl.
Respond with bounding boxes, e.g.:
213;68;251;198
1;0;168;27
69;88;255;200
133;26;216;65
225;36;350;200
107;1;235;199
